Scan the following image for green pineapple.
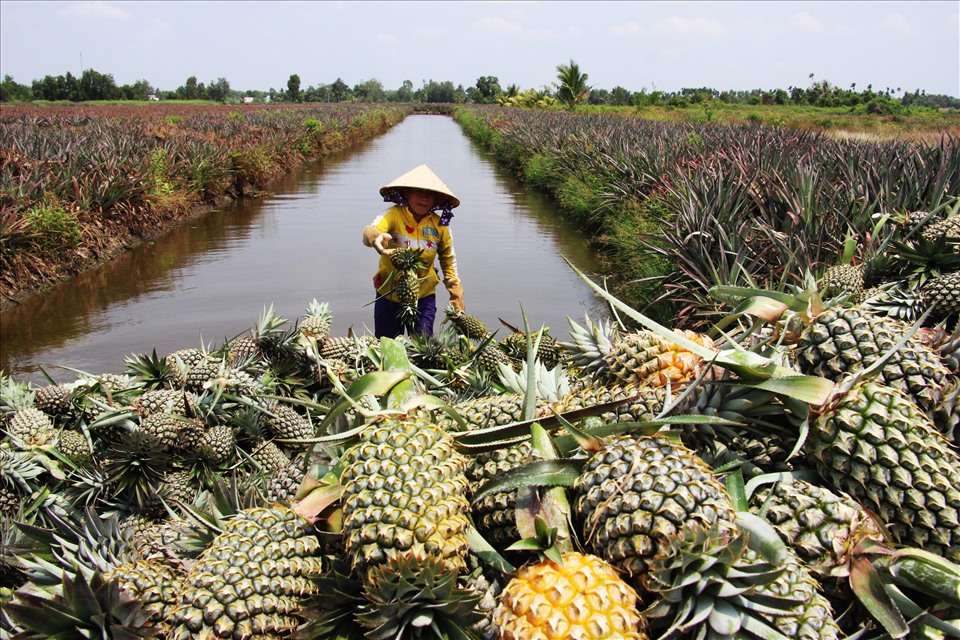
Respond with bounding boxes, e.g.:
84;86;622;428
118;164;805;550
920;270;960;321
466;440;532;550
227;304;291;365
262;399;313;449
197;423;236;465
168;506;324;639
444;303;489;339
921;214;960;242
338;416;472;581
809;380;960;561
124;349;175;390
132;388;186;417
102;558;184;633
389;247;427;327
750;479;885;590
818;263;865;299
297;298;333;347
56;429;94;466
796;305;950;411
33;383;74;420
572;432;739;585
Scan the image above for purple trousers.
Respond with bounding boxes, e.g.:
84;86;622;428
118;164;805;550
374;294;437;338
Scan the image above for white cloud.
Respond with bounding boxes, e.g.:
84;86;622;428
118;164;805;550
375;34;401;45
881;13;914;35
473;16;523;35
790;11;825;34
58;2;130;20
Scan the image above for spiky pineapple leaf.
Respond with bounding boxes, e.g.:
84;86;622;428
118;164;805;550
850;556;910;639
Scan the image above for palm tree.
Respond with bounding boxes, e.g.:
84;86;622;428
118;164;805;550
555;59;590;109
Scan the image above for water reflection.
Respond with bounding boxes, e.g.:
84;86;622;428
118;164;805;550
1;115;610;384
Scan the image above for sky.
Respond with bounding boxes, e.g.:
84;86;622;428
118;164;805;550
1;1;958;98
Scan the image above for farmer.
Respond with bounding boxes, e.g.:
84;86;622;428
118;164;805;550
362;164;465;338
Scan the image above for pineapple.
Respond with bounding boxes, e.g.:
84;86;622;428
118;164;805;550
102;558;184;632
132;388;186;417
444;303;489;339
921;214;960;242
920;270;960;321
5;406;58;448
338;416;472;581
33;383;74;420
262;399;314;449
572;433;738;584
168;506;324;639
389;247;427;327
818;263;865;299
493;552;647;640
227;304;291;365
466;440;533;550
499;329;564;370
196;423;236;465
56;429;94;466
750;478;885;602
809;380;960;561
796;305;950;411
297;298;333;347
563;315;716;388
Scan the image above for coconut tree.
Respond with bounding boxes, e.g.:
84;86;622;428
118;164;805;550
555;59;590;109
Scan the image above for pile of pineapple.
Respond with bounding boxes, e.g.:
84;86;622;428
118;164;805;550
1;210;959;639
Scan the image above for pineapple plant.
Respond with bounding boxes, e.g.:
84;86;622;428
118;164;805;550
389;247;427;328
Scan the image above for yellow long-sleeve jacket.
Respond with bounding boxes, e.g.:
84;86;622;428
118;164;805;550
362;205;464;309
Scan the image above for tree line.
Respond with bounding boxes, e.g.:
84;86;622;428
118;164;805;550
1;64;957;111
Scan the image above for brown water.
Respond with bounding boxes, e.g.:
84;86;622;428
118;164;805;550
1;114;611;385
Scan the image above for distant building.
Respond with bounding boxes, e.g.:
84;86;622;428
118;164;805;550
147;94;160;101
243;96;255;104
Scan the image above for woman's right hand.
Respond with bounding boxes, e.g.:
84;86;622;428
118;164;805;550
374;233;394;255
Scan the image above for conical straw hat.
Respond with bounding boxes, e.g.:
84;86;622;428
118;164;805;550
379;164;460;209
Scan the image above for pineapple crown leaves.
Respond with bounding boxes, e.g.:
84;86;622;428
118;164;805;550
642;521;796;640
356;556;484;640
5;567;155;639
389;246;427;271
14;508;136;588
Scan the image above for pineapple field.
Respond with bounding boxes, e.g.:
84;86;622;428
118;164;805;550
2;105;960;638
0;103;413;310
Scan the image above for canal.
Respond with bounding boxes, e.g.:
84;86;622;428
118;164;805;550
0;114;611;384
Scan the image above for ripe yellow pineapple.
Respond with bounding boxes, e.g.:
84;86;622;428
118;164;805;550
493;552;648;640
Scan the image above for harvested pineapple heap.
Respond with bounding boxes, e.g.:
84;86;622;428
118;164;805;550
1;211;959;640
